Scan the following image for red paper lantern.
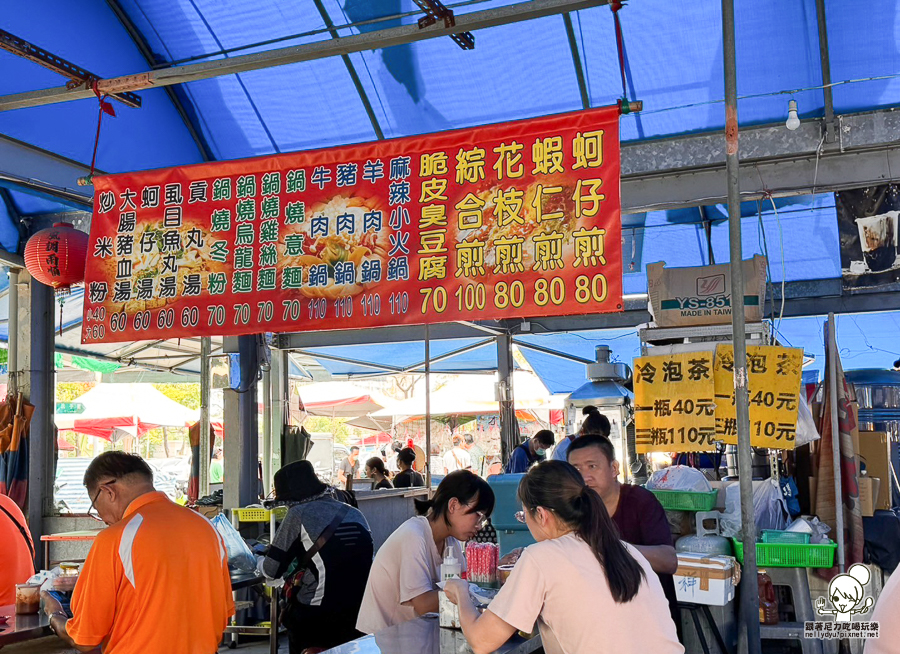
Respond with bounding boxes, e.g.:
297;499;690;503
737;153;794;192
24;222;89;293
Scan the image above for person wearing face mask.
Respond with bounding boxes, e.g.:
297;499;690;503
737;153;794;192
41;451;234;654
444;461;682;654
505;430;555;474
567;434;680;635
356;470;495;634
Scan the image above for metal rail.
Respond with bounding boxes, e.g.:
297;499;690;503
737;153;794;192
0;0;609;112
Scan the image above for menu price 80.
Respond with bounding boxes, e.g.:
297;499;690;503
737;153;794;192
420;274;608;315
90;272;610;339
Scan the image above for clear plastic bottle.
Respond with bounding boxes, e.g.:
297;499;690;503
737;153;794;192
439;545;462;629
441;544;461;581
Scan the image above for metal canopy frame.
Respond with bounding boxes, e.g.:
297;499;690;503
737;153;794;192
4;107;898;219
0;0;612;111
276;277;900;350
0;0;897;383
0;28;141;109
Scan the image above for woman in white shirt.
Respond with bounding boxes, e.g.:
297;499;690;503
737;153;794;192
445;461;683;654
356;470;494;635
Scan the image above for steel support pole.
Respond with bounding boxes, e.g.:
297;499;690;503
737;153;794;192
496;333;516;465
261;365;272;494
269;349;288;476
27;278;55;566
198;336;211;498
424;324;432;493
827;314;846;573
814;0;836;144
238;335;259;508
8;268;18;392
722;1;761;652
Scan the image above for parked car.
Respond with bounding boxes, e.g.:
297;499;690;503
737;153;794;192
55;456;181;514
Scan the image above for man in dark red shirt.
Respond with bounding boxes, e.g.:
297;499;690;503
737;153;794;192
568;435;680;635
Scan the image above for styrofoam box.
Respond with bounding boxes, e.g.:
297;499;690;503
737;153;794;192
674;552;736;606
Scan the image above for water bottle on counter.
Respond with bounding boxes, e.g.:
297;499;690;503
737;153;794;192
440;544;462;628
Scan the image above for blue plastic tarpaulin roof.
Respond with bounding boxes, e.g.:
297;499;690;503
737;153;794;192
2;0;898;174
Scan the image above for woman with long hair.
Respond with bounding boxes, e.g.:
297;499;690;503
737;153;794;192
445;461;682;654
356;470;494;634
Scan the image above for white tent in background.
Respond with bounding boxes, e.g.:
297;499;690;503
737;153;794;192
55;383;198;440
372;371;564;419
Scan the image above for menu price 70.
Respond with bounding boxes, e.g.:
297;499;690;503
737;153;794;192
84;271;610;341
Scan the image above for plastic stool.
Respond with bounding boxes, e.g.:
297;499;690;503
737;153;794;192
679;602;731;654
766;568;817;623
757;568;822;654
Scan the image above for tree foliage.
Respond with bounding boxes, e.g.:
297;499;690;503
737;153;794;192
56;382;96;402
152;383;201;410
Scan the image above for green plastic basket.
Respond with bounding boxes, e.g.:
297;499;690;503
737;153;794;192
761;530;810;545
647;489;718;511
732;538;836;568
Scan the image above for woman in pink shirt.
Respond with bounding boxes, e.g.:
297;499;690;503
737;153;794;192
445;461;683;654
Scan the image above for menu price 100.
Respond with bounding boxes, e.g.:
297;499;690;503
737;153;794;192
420;274;609;315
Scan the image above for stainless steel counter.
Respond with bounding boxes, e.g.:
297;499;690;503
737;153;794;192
354;487;430;551
322;615;542;654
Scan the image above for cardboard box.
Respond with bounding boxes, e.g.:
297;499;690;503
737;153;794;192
193;505;222;519
858;476;880;517
647;255;767;328
674;553;737;606
859;432;893;510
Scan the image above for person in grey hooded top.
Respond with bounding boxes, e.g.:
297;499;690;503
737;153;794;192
262;460;373;653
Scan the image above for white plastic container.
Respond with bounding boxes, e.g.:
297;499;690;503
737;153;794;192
674;552;737;606
440;546;462;628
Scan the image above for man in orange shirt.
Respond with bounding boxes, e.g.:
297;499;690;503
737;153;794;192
0;493;35;606
41;452;234;653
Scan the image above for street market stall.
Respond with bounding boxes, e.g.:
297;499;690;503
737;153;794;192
1;2;899;653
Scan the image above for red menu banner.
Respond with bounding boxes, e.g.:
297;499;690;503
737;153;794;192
82;106;622;344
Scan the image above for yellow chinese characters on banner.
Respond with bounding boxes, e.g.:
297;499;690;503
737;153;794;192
634;352;717;453
713;345;803;449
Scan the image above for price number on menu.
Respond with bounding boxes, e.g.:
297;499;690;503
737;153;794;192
85;307;107;323
361;293;381;317
417;274;609;316
652;427;716;447
389;291;409;316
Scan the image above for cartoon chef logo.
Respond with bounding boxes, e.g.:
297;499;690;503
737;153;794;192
814;564;874;622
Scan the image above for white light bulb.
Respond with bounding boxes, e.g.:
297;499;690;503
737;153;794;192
785;100;801;131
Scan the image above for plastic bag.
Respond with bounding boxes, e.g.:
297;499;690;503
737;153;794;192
719;479;790;537
794;399;820;448
754;478;789;531
211;514;257;573
786;516;831;544
27;568;59;592
647;465;712;492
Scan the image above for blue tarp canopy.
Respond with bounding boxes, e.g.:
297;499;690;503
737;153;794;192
3;0;898;172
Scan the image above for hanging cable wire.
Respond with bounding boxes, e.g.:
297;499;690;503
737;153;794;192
610;1;629;102
637;71;900;116
768;197;787;334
